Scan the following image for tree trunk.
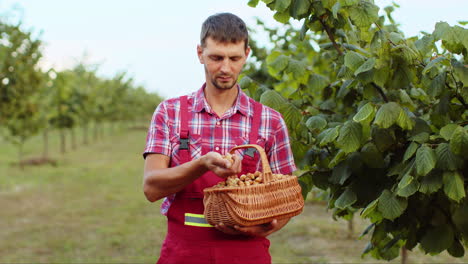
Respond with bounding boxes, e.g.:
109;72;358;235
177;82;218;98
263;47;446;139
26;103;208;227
42;128;49;159
93;122;98;142
83;123;89;145
60;129;66;154
401;247;408;264
347;215;354;239
18;140;24;170
70;128;77;150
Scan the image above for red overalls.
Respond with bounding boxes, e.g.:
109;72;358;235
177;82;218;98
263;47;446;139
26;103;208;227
156;96;271;264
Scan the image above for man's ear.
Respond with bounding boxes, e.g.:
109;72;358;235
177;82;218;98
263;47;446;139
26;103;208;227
245;46;251;58
197;44;204;64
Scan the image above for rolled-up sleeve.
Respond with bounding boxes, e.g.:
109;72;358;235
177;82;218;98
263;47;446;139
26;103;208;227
143;101;171;159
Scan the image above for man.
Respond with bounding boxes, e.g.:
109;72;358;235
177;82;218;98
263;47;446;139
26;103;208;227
143;13;296;264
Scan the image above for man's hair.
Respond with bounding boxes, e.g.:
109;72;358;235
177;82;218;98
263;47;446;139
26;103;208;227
200;13;249;50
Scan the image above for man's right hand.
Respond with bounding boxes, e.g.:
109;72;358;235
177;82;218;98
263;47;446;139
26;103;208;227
201;152;242;178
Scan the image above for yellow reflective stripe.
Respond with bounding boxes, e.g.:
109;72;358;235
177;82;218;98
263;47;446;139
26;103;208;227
184;222;213;227
185;213;205;218
184;213;213;227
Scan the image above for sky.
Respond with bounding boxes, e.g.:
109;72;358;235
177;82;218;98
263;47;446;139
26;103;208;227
0;0;467;99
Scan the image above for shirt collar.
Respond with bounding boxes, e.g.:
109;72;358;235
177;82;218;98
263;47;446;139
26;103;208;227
192;83;251;117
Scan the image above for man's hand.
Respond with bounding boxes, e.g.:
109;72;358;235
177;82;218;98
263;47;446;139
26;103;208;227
201;152;242;178
214;218;290;237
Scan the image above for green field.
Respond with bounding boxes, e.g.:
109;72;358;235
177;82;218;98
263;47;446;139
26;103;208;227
0;127;466;263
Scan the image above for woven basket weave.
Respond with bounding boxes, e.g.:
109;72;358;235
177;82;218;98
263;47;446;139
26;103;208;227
203;144;304;227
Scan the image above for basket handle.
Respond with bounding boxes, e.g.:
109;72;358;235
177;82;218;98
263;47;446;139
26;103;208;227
229;144;273;183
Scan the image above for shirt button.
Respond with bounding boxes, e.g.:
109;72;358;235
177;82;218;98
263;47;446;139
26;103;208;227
215;147;220;151
216;121;220;126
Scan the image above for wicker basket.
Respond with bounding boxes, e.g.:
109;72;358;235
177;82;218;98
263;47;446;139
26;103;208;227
203;144;304;227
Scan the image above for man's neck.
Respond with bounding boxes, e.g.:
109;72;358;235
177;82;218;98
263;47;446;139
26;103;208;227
204;83;239;117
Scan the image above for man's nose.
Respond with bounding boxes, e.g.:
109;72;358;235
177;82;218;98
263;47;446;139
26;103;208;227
220;59;230;72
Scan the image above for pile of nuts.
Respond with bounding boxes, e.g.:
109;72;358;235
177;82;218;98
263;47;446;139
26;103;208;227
214;154;288;188
213;173;288;188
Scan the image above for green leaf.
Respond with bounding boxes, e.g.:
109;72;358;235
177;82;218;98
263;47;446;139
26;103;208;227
389;32;404;44
433;22;451;40
354;57;376;76
452;59;468;86
361;143;385;168
416;145;436;176
286;59;307;80
330;160;352;185
374;102;401;129
259;90;286;111
319;126;340;146
328;149;347;168
291;0;311;19
248;0;260;7
269;54;289;73
353;102;375;124
262;0;275;3
372;127;396;152
396;108;414;131
448;240;465;258
361;199;379;219
377;190;407;221
332;2;341;18
306;116;327;132
443;171;465;202
335;188;357;209
338;0;358;7
273;10;291;23
239;76;254;89
420;225;454;254
428;72;446;98
403;142;419;162
344;51;366;71
399;89;416;109
452;200;468;244
415;35;435;56
440;124;459;141
308;74;329;92
336;121;363;153
347;1;379;28
275;0;292;12
298;171;313;199
422;56;448;74
280;103;302;130
419;172;443;194
435;143;462;171
450;126;468;156
409;132;430;144
396;174;419;197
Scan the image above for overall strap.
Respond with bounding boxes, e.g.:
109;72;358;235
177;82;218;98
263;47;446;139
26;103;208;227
245;98;263;157
179;96;191;163
249;98;263;143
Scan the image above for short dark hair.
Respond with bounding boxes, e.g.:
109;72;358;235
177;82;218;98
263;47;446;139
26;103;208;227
200;13;249;50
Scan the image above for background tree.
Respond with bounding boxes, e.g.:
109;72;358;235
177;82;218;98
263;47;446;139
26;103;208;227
0;21;45;164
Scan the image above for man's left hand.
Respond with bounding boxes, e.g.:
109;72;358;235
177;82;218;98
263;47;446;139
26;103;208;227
215;218;290;237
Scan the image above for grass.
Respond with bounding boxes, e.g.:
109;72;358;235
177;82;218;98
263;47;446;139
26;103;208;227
0;126;467;263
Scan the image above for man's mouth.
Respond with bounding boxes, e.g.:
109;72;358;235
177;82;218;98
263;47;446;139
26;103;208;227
217;76;232;82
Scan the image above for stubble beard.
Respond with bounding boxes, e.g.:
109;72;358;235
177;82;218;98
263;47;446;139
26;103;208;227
206;67;237;90
211;77;236;90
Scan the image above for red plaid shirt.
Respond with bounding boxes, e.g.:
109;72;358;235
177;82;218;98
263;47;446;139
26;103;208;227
143;84;296;214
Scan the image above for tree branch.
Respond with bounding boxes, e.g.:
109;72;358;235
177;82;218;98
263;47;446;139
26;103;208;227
445;82;468;109
371;82;389;103
319;17;343;56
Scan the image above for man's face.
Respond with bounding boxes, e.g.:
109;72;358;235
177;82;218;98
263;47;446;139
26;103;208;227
197;37;250;90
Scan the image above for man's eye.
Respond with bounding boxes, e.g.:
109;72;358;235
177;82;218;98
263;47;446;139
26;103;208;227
211;56;223;61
